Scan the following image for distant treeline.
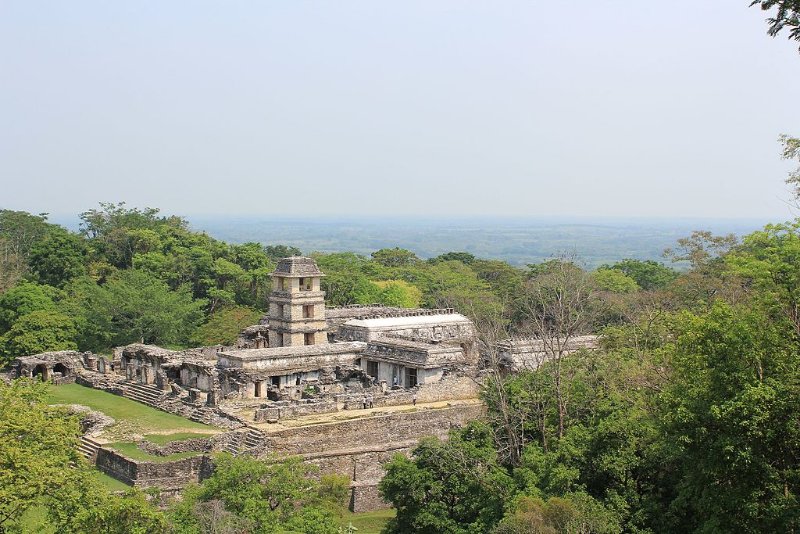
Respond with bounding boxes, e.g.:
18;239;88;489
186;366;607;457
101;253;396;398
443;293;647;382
1;202;687;365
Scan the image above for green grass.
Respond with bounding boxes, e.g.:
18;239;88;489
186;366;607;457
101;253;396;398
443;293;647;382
91;468;132;491
340;508;395;533
144;431;216;444
46;383;214;434
15;504;56;534
107;441;204;463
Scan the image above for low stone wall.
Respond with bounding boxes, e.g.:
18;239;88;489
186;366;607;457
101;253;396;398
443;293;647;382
138;437;212;457
96;448;212;490
254;399;337;421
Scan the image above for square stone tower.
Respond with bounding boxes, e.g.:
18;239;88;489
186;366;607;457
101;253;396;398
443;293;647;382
268;257;328;347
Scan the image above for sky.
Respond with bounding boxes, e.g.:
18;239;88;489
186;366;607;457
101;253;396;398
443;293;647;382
1;1;799;220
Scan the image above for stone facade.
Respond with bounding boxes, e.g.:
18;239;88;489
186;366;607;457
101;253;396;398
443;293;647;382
268;257;328;347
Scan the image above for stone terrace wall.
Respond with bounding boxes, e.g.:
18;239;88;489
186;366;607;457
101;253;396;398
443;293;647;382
258;403;484;456
255;403;485;511
96;448;212;490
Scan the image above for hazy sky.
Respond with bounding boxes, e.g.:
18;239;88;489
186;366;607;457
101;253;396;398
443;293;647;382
1;1;799;219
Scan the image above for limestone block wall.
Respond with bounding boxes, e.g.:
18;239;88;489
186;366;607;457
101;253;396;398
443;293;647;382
96;449;212;490
258;403;484;456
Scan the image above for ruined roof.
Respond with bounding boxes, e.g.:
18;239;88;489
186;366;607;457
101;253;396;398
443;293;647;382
14;351;86;366
272;256;325;277
497;335;599;353
219;341;366;361
344;313;471;329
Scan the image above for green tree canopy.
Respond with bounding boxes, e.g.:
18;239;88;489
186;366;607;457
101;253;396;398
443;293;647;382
94;269;206;346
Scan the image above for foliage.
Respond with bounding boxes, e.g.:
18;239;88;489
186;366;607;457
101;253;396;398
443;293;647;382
0;310;77;363
28;229;88;287
92;269;206;346
169;454;346;533
592;268;639;294
264;244;302;262
191;306;263;346
601;258;678;290
380;422;515;534
492;494;619;534
0;282;61;332
660;302;800;532
751;1;800;49
371;247;420;267
372;280;423;308
728;220;800;334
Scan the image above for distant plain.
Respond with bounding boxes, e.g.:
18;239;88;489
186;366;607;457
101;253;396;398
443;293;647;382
50;214;772;269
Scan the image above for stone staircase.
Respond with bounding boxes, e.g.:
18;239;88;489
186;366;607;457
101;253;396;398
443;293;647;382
221;428;265;456
188;406;216;425
124;382;165;406
79;436;101;462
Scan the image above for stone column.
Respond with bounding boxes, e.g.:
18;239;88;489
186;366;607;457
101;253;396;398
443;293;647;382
206;390;220;406
156;370;170;391
142;363;154;385
126;362;136;381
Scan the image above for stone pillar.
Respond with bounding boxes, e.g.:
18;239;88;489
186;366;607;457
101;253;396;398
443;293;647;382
206;390;220;406
142;363;154;385
85;355;98;371
156;370;170;391
126;363;136;381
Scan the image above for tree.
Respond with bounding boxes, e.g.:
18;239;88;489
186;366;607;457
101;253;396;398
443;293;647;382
190;306;263;346
371;247;420;268
429;252;477;265
372;280;423;308
661;302;800;532
95;269;205;346
592;268;639;294
779;135;800;204
0;379;86;529
601;259;678;291
67;491;168;534
28;230;88;288
315;253;378;305
0;310;77;362
727;220;800;335
751;1;800;49
380;422;515;534
264;244;302;262
169;454;346;534
519;259;598;440
0;282;61;332
493;494;620;534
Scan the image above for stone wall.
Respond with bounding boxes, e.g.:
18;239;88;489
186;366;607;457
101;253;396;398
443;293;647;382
254;398;337;421
96;448;212;490
255;403;485;511
138;437;213;457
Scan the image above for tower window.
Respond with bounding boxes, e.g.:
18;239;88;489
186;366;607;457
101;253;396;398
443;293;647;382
304;332;314;345
303;305;314;318
299;277;312;291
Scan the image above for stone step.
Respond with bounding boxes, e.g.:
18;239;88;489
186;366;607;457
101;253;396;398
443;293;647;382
79;436;101;461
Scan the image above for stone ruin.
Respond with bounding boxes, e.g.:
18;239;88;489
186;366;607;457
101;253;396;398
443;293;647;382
8;256;598;511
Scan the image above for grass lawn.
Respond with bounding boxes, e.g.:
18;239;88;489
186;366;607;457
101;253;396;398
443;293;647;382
106;441;204;462
91;468;132;491
46;383;214;436
340;508;395;533
144;431;216;444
